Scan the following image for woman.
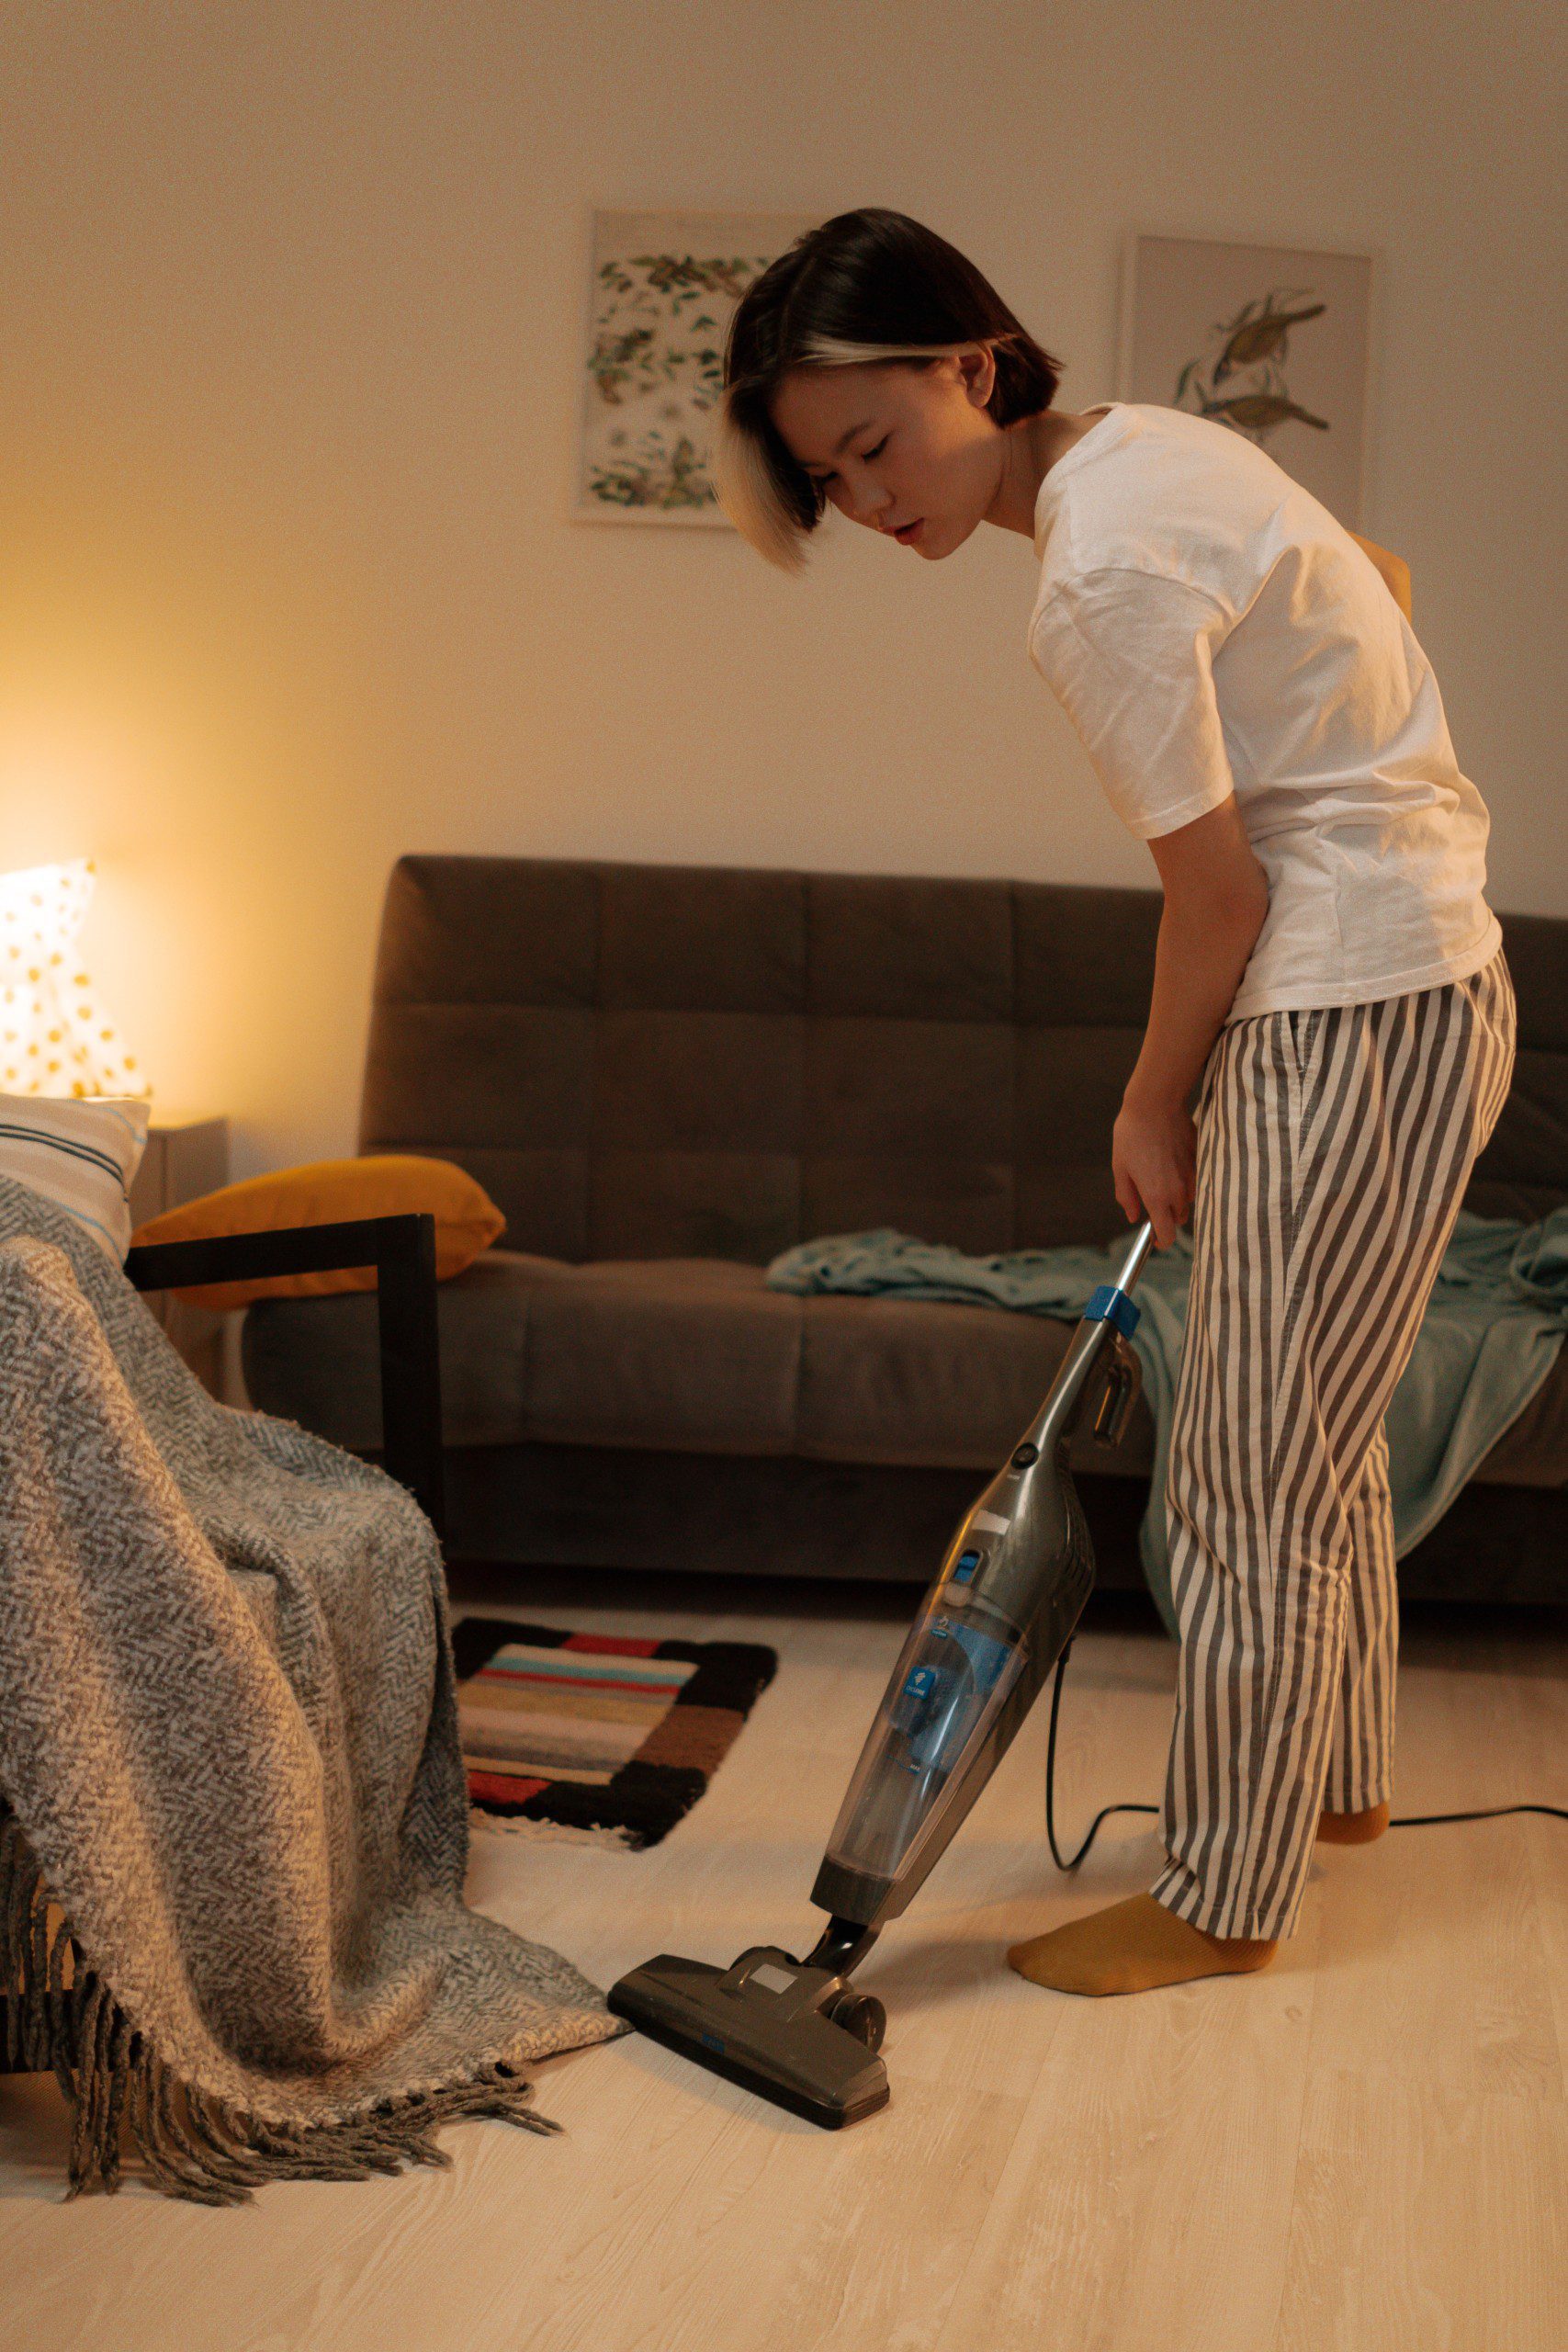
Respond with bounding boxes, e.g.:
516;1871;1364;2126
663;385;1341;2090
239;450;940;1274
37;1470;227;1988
712;209;1516;1996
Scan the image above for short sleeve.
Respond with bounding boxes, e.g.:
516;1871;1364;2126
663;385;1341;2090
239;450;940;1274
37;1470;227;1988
1028;569;1238;841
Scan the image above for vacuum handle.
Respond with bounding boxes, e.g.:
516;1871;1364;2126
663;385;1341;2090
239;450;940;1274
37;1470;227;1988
1090;1333;1141;1448
1082;1222;1153;1449
1005;1216;1158;1464
1111;1217;1156;1295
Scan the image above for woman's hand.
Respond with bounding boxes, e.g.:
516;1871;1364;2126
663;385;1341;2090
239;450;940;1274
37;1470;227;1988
1112;1086;1196;1250
1111;794;1269;1251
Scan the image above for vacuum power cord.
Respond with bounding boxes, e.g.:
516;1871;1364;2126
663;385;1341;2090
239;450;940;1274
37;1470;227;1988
1043;1642;1159;1871
1044;1640;1568;1873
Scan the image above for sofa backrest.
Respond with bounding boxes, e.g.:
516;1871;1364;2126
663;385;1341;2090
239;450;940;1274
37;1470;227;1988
359;855;1568;1261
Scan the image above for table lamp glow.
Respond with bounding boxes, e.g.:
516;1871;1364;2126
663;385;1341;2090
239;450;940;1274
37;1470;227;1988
0;858;151;1100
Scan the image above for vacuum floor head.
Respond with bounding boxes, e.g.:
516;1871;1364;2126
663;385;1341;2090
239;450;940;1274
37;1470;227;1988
606;1943;889;2129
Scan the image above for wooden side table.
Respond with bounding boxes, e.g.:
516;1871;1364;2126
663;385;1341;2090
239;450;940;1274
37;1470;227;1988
128;1113;231;1396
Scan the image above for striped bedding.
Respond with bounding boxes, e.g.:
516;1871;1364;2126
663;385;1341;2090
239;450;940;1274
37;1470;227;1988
0;1093;151;1261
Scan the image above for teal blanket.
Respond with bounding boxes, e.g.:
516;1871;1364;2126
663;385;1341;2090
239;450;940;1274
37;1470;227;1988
766;1210;1568;1635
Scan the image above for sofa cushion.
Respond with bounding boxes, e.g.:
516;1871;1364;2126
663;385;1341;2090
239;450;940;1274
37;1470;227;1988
521;1256;803;1454
242;1246;543;1453
793;1285;1155;1475
360;861;1568;1257
243;1251;805;1458
242;1248;1568;1491
243;1250;1156;1475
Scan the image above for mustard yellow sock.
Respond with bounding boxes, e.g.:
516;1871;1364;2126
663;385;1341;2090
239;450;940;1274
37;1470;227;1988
1006;1893;1278;1996
1316;1799;1390;1844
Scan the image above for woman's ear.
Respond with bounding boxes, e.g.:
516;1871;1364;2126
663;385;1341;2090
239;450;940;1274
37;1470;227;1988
958;344;997;406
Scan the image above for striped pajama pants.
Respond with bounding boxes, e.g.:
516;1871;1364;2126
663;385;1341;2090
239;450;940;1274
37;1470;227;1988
1149;946;1517;1942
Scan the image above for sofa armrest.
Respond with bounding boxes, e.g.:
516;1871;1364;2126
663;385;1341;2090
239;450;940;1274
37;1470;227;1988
124;1213;446;1542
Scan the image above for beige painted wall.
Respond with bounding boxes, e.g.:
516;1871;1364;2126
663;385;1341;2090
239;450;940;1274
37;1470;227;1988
2;0;1562;1180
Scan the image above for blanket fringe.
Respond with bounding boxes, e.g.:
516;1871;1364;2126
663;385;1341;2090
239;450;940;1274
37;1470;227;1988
0;1805;563;2205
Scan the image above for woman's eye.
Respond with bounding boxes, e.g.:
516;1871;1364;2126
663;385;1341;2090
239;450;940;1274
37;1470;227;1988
817;435;888;486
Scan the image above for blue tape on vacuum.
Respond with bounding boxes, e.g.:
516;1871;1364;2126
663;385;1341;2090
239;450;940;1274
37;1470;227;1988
1083;1283;1140;1338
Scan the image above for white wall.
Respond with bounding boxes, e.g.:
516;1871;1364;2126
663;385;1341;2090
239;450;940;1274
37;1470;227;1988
3;0;1562;1178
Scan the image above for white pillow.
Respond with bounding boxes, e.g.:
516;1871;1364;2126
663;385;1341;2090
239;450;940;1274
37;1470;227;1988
0;1093;152;1262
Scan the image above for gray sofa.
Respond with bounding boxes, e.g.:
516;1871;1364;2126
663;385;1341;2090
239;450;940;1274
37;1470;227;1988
243;855;1568;1602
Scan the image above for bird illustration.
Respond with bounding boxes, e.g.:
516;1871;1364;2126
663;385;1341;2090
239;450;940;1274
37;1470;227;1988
1169;282;1333;448
1202;390;1330;433
1213;296;1326;381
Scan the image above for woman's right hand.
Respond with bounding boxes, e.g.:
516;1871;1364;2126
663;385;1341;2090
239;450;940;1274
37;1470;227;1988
1111;1086;1196;1250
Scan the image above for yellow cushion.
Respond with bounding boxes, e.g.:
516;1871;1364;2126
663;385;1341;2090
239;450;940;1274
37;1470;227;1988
1348;530;1413;621
130;1155;506;1311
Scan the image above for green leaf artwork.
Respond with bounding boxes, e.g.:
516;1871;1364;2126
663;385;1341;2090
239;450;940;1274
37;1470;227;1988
582;240;780;514
582;248;766;505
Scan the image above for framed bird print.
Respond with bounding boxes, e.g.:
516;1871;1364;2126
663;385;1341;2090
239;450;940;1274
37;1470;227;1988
574;206;823;526
1116;232;1374;526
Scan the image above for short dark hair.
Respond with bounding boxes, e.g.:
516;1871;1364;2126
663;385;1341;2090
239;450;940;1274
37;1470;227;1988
711;207;1065;572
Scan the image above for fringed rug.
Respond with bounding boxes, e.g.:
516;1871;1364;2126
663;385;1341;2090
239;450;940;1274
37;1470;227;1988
452;1619;778;1850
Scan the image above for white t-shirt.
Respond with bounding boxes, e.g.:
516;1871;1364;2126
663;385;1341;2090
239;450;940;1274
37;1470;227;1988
1028;401;1502;1023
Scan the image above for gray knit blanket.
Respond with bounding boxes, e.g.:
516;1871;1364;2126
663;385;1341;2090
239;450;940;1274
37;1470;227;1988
0;1172;626;2204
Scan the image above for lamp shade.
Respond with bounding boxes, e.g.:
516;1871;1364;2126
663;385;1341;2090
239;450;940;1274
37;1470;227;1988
0;858;150;1098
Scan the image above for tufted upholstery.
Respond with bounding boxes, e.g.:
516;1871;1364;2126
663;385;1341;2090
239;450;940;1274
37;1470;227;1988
357;855;1568;1251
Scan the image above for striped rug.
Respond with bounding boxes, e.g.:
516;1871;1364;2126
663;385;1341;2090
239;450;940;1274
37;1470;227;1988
452;1618;778;1849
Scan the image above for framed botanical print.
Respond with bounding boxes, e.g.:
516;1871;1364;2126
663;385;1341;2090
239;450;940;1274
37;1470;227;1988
575;207;823;526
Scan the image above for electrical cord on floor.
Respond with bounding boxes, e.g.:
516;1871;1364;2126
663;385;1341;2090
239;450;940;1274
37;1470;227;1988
1044;1638;1568;1873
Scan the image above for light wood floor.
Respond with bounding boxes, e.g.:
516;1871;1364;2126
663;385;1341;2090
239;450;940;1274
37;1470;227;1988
3;1567;1565;2352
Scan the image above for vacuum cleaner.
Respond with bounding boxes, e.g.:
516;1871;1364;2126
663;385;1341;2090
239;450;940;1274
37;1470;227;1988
607;1217;1156;2128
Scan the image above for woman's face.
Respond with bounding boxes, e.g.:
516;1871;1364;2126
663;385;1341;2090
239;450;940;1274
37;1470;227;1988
769;348;1005;558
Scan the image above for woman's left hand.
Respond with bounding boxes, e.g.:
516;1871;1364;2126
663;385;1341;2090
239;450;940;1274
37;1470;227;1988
1111;1088;1197;1250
